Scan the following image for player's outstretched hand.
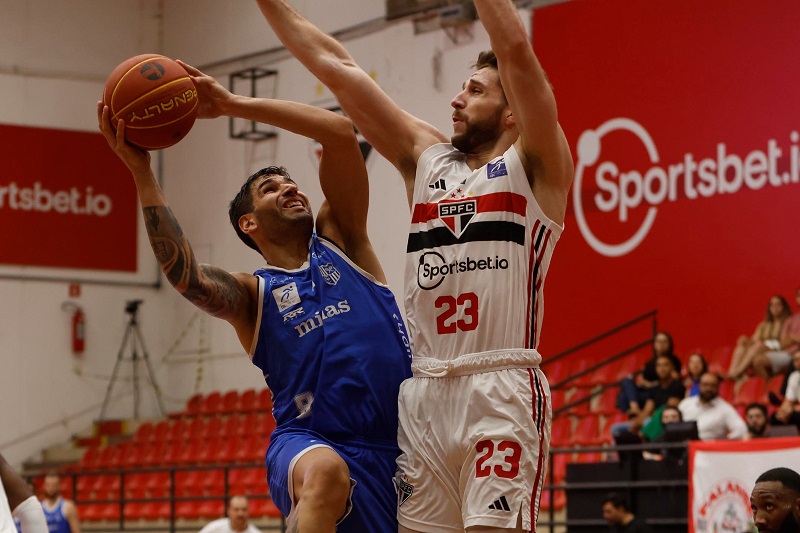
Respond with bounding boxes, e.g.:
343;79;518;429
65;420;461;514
177;60;235;120
97;101;151;175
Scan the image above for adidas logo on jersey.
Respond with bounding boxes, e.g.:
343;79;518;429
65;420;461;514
429;178;447;191
294;300;351;337
488;495;511;511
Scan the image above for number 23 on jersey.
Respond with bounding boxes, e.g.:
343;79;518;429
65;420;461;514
435;292;479;334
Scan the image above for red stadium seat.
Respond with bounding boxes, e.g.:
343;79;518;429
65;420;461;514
196;437;223;464
255;412;277;438
166;419;187;442
175;500;203;520
598;413;626;445
567;414;602;447
708;345;734;376
594;387;619;416
175;469;204;497
140;442;167;468
543;359;569;387
132;422;153;443
249;497;283;518
197;499;225;519
78;446;102;470
201;417;223;441
119;442;148;470
201;392;223;415
734;377;766;408
203;469;226;496
718;379;735;402
548;452;571;485
237;389;257;412
78;503;105;522
215;436;242;464
185;393;204;417
550;417;572;448
539;489;566;512
152;420;170;442
237;413;257;438
256;388;273;412
220;415;240;438
235;435;267;463
162;442;184;466
123;502;146;521
145;472;171;499
221;390;240;414
177;439;204;465
184;417;207;441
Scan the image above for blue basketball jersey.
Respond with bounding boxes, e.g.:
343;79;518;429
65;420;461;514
249;234;412;443
42;499;70;533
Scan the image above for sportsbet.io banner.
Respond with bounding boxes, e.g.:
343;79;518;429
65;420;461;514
689;438;800;533
0;123;137;271
532;0;800;356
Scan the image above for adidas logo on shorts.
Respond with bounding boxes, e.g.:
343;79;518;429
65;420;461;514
488;495;511;511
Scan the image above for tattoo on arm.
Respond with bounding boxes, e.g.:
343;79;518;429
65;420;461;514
143;206;246;317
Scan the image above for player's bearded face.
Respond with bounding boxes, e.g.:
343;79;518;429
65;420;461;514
451;103;505;154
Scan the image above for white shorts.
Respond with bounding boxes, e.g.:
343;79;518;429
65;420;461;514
766;350;793;374
395;367;551;532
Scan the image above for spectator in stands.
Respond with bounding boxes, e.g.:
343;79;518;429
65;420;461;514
601;492;653;533
641;405;683;461
616;331;682;416
613;355;685;440
727;295;792;380
678;373;747;440
683;352;708;397
197;495;262;533
750;467;800;533
750;289;800;379
770;351;800;429
744;402;770;439
41;473;80;533
0;453;47;533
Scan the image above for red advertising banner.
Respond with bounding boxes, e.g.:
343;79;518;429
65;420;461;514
533;0;800;356
689;437;800;532
0;123;137;271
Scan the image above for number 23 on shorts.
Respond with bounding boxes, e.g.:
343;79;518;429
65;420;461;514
475;439;522;479
435;292;479;334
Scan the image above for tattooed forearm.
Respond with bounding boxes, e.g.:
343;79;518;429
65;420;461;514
143;206;242;316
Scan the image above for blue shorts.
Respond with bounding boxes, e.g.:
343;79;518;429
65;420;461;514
265;430;400;533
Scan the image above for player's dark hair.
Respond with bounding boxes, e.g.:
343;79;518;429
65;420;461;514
228;166;292;253
755;467;800;493
602;492;630;511
472;50;498;71
745;402;767;417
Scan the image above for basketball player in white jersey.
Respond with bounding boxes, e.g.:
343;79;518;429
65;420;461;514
255;1;573;531
0;454;47;532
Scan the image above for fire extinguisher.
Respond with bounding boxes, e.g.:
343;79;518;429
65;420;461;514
62;302;85;356
72;307;85;355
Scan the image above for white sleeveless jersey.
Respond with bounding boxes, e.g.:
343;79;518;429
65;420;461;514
405;143;562;369
0;475;15;533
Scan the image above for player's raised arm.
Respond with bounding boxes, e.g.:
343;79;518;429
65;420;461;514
473;0;574;225
180;61;386;282
97;103;258;346
254;0;446;191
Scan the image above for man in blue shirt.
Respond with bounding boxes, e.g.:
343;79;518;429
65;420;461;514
41;474;80;533
98;60;411;532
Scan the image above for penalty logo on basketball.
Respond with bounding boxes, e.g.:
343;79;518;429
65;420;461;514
0;181;112;216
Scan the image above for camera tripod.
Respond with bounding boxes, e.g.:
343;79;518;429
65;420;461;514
100;300;166;420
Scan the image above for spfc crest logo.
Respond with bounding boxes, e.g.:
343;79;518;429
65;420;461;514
438;200;476;238
319;263;341;285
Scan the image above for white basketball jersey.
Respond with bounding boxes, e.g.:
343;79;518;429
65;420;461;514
405;143;561;366
0;475;16;533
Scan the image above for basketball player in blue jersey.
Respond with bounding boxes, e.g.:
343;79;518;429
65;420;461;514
256;1;573;531
98;61;411;532
41;474;79;533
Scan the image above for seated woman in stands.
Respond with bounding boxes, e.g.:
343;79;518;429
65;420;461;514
616;331;682;417
727;295;792;380
683;352;708;397
771;351;800;429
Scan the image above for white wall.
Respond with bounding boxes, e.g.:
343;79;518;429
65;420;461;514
0;0;526;468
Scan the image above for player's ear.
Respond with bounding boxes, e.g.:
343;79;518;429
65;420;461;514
504;110;515;128
239;213;257;235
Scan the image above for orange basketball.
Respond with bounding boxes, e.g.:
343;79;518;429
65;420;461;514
103;54;198;150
